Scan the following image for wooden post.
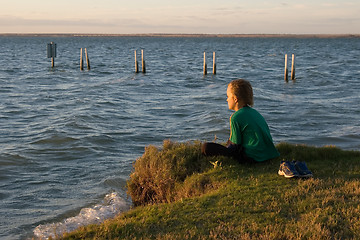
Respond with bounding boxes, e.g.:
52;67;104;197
47;42;56;68
203;52;207;75
80;48;84;71
291;54;295;80
51;41;55;68
85;48;90;70
284;54;288;82
212;51;216;75
135;50;139;73
141;49;146;73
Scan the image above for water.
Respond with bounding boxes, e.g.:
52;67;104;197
0;36;359;239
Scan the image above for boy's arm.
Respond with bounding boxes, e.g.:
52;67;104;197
226;139;235;147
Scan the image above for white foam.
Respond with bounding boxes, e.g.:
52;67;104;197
33;192;129;239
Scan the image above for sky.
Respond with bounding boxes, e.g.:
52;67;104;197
0;0;359;34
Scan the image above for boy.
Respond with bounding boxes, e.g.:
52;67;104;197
201;79;279;163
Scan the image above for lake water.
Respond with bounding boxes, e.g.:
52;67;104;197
0;36;359;239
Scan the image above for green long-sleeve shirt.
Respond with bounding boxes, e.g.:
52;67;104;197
229;106;279;162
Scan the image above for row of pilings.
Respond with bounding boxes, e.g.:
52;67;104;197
47;42;296;81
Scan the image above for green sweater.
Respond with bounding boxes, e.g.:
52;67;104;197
229;107;279;162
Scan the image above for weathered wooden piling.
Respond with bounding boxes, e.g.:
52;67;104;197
284;54;288;82
51;42;55;68
141;49;146;73
85;48;90;70
203;52;207;75
291;54;295;80
47;42;56;68
80;48;84;71
135;50;139;73
213;52;216;75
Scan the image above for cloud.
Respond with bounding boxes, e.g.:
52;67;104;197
0;16;117;27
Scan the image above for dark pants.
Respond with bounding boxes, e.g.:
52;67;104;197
201;142;255;164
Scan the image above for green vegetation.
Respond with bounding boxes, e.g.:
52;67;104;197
60;141;360;240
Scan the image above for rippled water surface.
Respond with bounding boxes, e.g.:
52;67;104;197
0;36;359;239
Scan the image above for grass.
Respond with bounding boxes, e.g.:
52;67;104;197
58;141;360;240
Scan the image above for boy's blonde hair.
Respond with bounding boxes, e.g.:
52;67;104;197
229;79;254;107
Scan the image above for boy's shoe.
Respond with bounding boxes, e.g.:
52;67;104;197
294;161;313;178
278;161;300;178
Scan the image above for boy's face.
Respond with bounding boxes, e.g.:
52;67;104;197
226;85;237;111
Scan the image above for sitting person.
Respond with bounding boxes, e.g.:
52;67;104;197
202;79;279;163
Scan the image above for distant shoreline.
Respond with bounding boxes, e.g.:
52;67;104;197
1;33;359;38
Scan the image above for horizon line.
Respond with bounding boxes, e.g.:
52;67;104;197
1;33;360;38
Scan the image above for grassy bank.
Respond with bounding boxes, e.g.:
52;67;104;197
60;141;360;240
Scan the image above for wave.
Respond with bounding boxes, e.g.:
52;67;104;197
33;192;129;239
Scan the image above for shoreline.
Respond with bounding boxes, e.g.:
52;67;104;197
60;142;360;239
1;33;360;38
